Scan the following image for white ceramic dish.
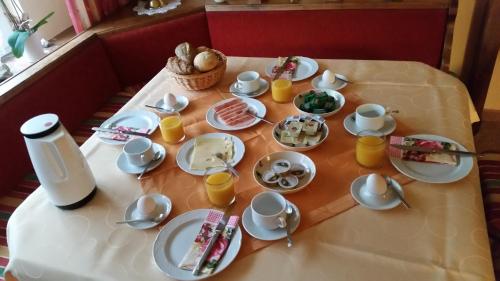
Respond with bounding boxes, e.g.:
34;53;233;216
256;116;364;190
154;95;189;113
153;209;242;280
311;75;347;91
265;56;319;82
206;97;267;131
242;200;300;241
229;78;269;98
176;133;245;176
389;134;473;183
117;143;166;174
272;115;329;152
343;112;396;136
124;193;172;229
253;151;316;194
350;175;402;210
293;89;345;118
98;110;160;145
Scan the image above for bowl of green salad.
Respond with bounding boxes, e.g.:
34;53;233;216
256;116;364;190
293;89;345;118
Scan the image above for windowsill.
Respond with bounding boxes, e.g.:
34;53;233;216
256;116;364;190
0;27;76;85
0;0;205;105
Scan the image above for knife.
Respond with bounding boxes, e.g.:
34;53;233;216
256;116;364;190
92;127;150;137
273;56;293;81
390;144;477;156
192;206;233;275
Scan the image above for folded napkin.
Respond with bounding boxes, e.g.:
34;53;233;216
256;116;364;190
178;210;239;274
272;57;299;80
98;126;149;141
389;136;458;165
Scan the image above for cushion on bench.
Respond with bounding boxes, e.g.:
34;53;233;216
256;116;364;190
100;11;212;87
207;9;448;67
0;36;121;196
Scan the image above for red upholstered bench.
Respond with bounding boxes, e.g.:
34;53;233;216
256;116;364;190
479;154;500;280
207;9;448;68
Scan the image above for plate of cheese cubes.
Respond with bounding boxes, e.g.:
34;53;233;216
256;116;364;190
272;115;329;152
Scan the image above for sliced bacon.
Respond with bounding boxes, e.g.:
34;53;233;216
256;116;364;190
226;114;255;126
214;98;241;112
217;103;248;119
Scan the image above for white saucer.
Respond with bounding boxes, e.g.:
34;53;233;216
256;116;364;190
124;193;172;229
242;201;300;241
343;112;396;136
311;75;347;91
154;95;189;113
350;175;403;210
230;78;269;98
116;143;166;174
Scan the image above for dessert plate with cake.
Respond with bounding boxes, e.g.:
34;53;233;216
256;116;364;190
206;97;267;131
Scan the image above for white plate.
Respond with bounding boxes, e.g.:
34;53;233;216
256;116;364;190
116;143;166;174
176;133;245;176
242;201;300;241
98;110;160;145
343;112;396;136
311;75;347;91
293;89;345;118
206;97;267;131
230;78;269;98
272;115;329;152
154;95;189;113
265;56;319;82
124;193;172;229
153;209;242;280
253;151;316;194
389;134;473;183
350;175;402;210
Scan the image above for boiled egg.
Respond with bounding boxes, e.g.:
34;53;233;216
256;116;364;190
136;195;157;219
321;70;336;84
163;93;177;109
365;173;387;195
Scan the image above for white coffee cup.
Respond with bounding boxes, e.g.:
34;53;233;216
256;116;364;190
123;137;154;166
251;191;288;230
355;104;386;131
235;71;260;94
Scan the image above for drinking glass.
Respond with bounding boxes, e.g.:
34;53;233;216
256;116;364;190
356;130;386;168
159;111;185;144
271;78;293;103
204;168;237;207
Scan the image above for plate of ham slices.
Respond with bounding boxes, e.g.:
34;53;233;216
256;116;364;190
206;97;267;131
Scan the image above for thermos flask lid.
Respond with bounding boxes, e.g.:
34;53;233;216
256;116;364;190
21;113;61;139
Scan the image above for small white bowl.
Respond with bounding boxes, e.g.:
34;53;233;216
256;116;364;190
293;89;345;118
254;151;316;194
272;115;329;152
278;175;299;189
271;159;291;174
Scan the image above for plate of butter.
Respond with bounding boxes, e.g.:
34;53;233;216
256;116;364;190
176;133;245;176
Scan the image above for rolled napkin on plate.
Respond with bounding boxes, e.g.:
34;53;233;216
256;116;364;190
389;136;458;165
178;210;239;274
272;56;299;80
94;126;150;141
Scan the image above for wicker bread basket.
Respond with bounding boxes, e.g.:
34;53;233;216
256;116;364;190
166;50;227;91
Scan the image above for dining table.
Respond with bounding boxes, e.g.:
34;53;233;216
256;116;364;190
5;57;494;281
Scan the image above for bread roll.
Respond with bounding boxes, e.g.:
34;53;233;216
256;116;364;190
193;51;219;72
166;57;194;75
175;42;196;63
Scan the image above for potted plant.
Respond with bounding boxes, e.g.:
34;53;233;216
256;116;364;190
0;0;53;59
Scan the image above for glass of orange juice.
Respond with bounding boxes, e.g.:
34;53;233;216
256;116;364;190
271;78;293;103
204;168;237;207
159;111;185;144
356;130;386;168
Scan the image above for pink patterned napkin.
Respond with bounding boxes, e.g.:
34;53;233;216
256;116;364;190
389;136;458;165
98;126;149;141
272;57;299;80
178;210;239;274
